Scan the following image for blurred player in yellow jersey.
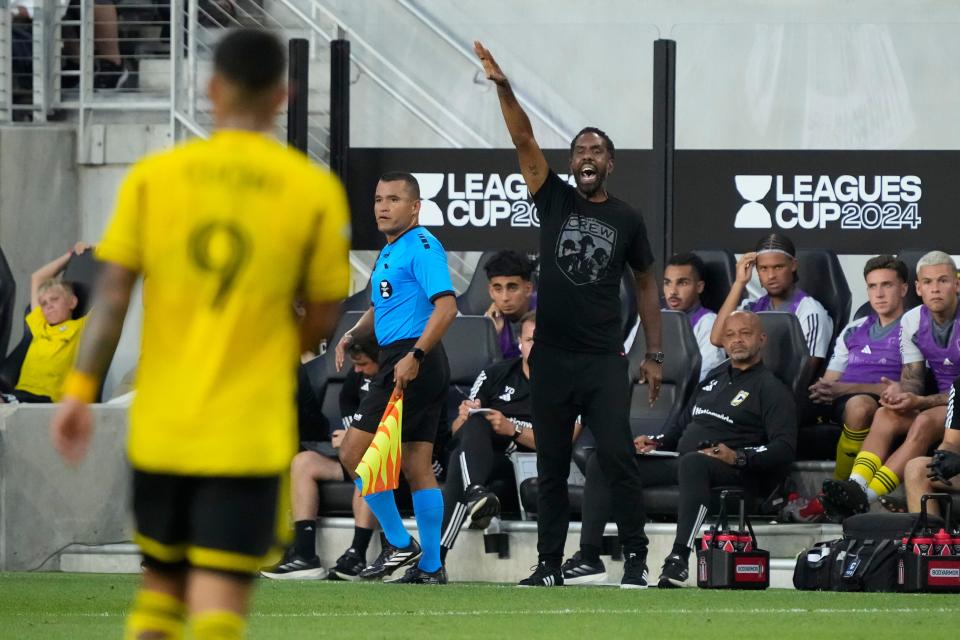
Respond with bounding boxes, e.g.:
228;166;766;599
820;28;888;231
50;29;350;640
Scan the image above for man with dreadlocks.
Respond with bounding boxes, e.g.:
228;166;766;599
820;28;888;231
711;233;833;372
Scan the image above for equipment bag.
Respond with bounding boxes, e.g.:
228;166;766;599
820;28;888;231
793;510;944;592
696;489;770;590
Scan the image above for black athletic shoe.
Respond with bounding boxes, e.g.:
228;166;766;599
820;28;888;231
260;553;326;580
463;484;501;530
387;564;448;584
560;551;607;585
329;547;365;581
657;553;689;588
517;561;564;587
359;538;422;580
821;479;870;521
620;551;649;589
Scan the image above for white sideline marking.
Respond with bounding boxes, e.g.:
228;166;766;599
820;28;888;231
20;607;960;619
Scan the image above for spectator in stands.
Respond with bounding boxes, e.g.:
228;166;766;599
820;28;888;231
663;252;726;381
562;311;795;587
482;250;536;359
711;233;833;371
785;255;909;522
61;0;131;89
439;312;580;562
822;251;960;519
261;336;380;581
903;374;960;515
0;243;91;403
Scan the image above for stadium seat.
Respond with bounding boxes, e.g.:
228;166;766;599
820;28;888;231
896;248;930;311
455;250;500;315
61;249;103;317
620;269;639;341
626;310;702;438
757;311;818;411
315;311;365;431
795;248;850;355
0;247;15;358
442;314;502;392
692;249;736;313
340;280;372;314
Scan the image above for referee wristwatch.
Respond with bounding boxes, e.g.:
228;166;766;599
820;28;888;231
644;351;665;365
512;422;525;440
409;347;426;362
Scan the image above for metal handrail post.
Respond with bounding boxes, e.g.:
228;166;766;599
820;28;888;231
187;0;197;122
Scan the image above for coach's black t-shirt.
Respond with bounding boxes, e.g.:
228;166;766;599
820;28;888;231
532;170;654;353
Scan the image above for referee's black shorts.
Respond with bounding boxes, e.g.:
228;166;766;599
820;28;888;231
132;470;287;575
350;338;450;443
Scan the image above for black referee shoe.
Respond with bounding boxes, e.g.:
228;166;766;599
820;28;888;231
359;538;422;580
388;564;448;584
517;561;564;587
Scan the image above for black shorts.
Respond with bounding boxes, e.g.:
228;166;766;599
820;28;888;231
351;338;450;443
132;470;286;575
831;393;881;425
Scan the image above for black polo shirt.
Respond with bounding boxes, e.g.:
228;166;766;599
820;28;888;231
663;361;797;469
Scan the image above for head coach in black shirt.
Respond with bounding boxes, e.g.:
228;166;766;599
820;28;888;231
475;41;664;588
573;311;796;588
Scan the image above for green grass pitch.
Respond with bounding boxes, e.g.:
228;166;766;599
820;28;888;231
2;572;959;639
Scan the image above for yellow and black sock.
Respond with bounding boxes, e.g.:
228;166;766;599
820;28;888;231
867;466;900;499
124;589;186;640
850;450;882;486
190;610;246;640
835;424;870;480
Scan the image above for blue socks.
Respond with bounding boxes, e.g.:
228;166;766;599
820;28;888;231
356;478;411;548
413;488;444;572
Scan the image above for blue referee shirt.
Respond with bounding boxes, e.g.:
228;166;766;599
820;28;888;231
371;226;454;346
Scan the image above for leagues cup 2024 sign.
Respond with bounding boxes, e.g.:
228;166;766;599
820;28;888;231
673;150;955;254
346;149;656;253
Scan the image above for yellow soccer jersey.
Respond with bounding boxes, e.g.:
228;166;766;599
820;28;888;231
96;130;350;476
17;306;87;401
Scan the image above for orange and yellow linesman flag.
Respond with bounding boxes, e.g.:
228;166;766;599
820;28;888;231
355;391;403;496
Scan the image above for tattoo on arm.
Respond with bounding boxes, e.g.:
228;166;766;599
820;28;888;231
900;362;926;395
73;264;137;379
921;393;949;410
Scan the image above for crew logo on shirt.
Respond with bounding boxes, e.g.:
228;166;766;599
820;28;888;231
379;280;393;299
730;390;750;407
555;214;617;286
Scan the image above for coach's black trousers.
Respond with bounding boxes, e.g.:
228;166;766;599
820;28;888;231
581;452;755;553
529;342;647;563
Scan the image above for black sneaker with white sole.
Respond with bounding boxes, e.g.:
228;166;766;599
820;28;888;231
388;564;448;584
517;561;564;587
560;551;607;585
260;553;326;580
620;551;649;589
463;484;501;530
359;538;422;580
657;553;689;588
329;547;365;581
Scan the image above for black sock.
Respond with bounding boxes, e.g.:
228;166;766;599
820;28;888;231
351;526;374;557
580;544;601;563
440;545;448;564
671;543;690;561
294;520;317;559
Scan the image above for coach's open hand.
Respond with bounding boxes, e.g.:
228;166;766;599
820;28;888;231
394;352;420;392
334;332;354;371
638;359;662;406
51;398;93;466
474;41;508;87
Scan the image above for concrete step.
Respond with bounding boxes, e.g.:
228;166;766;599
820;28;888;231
55;520;833;587
58;543;141;574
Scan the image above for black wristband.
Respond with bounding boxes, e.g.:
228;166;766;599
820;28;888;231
409;347;425;362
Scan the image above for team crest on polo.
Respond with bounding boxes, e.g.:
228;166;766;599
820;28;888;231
731;390;750;406
379;280;393;298
555;214;616;285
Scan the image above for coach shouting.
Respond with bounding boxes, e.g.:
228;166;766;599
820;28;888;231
475;41;662;588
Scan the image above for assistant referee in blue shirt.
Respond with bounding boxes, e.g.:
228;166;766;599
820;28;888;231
336;172;458;585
